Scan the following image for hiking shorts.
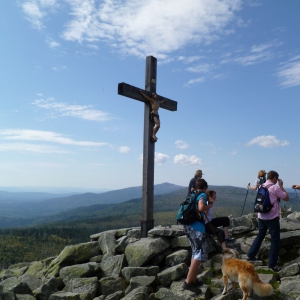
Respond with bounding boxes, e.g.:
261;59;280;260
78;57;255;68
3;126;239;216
184;225;208;261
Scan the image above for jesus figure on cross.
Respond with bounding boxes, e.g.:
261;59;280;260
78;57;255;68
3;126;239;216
139;90;166;142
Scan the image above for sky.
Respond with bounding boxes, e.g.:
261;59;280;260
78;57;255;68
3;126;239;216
0;0;300;192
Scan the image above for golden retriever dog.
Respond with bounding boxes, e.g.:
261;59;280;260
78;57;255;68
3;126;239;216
222;248;273;300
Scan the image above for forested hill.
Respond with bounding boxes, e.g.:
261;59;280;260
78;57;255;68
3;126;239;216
1;185;299;229
0;182;184;220
40;185;298;224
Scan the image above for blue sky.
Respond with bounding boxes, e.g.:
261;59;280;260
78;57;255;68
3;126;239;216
0;0;299;191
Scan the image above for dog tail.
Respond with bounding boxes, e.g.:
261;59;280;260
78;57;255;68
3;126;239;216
253;279;273;297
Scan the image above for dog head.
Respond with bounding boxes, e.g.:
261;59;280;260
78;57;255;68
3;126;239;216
222;248;239;259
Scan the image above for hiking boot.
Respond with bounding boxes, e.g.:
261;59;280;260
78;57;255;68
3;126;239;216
225;237;236;242
194;279;203;287
181;281;203;291
269;265;281;272
246;256;257;261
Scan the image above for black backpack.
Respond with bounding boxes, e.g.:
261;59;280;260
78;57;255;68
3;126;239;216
176;191;205;225
254;184;274;213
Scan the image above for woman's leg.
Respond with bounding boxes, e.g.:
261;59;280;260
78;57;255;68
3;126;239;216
186;258;202;284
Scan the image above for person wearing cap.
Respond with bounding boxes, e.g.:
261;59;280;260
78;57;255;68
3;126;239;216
187;170;203;196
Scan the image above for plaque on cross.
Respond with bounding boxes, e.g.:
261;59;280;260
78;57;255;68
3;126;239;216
118;56;177;237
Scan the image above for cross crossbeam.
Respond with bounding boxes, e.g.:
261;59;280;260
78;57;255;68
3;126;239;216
118;83;177;111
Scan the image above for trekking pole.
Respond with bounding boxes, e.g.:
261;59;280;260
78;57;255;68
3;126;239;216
241;184;250;217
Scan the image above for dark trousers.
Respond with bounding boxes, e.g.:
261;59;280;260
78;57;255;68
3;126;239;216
247;217;280;268
205;216;230;243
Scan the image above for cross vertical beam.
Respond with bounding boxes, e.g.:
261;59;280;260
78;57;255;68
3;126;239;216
118;56;177;238
141;56;156;237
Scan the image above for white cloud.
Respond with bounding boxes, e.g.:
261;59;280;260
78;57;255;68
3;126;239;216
250;43;272;53
178;56;203;64
221;43;275;67
22;0;242;59
119;146;130;153
186;63;213;73
155;152;169;164
174;154;202;166
39;0;58;6
186;77;205;85
21;0;59;30
246;135;289;148
51;66;66;71
0;129;110;147
234;52;272;66
231;150;238;155
69;0;241;58
32;98;113;121
21;1;45;30
175;140;189;149
277;56;300;88
212;73;227;80
245;1;262;7
46;37;60;48
138;152;169;164
0;143;69;154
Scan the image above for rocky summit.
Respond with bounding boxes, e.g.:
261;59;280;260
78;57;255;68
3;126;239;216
1;210;300;300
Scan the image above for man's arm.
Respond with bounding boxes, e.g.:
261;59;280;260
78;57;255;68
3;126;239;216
292;184;300;190
278;179;289;201
139;90;154;104
188;178;195;195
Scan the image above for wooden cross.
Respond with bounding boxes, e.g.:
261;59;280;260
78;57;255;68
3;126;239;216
118;56;177;237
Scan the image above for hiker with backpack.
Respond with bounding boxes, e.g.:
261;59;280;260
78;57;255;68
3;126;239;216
248;170;267;190
187;169;203;196
247;170;289;272
182;179;211;291
205;190;235;250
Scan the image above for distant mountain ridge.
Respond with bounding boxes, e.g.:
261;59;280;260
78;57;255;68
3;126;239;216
0;191;78;203
0;183;298;229
0;186;110;194
41;185;299;226
0;182;184;220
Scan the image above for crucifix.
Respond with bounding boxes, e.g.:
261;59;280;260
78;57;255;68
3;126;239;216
118;56;177;237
